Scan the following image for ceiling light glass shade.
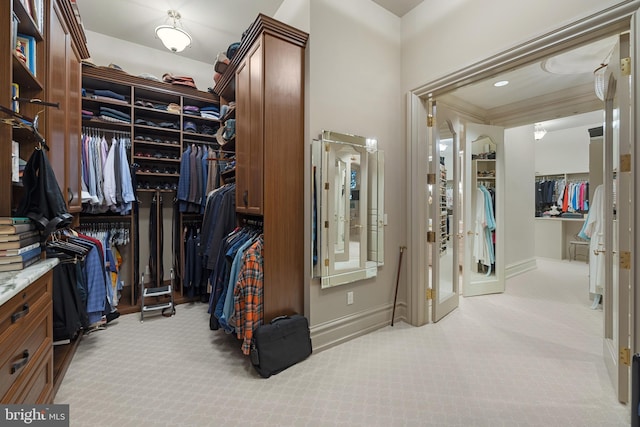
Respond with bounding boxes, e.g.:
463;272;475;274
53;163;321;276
155;25;192;52
534;123;547;140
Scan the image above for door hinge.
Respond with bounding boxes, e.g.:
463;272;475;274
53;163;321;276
427;173;436;185
324;221;329;228
620;347;631;366
620;251;631;270
324;259;329;267
427;231;436;243
426;288;434;300
324;182;329;190
621;57;631;76
427;115;434;127
620;154;631;173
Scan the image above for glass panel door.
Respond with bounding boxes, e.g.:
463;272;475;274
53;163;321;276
429;101;460;322
463;123;505;297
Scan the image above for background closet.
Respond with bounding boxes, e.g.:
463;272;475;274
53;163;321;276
80;65;220;312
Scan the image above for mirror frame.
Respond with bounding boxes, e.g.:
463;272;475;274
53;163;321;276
312;130;384;288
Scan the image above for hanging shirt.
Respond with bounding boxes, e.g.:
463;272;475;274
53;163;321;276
578;185;604;295
234;235;264;355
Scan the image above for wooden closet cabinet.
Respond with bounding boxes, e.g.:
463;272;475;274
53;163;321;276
230;14;308;321
46;0;90;214
0;270;54;404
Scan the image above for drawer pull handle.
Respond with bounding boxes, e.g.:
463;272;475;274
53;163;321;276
11;303;29;323
11;350;29;374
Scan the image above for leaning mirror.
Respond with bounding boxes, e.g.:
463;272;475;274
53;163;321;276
312;130;384;288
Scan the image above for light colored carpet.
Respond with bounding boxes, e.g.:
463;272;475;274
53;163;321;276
55;258;629;426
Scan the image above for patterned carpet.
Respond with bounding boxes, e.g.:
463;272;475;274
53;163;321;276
55;258;629;426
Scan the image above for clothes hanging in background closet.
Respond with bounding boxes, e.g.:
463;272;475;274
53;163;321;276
199;183;237;270
535;177;589;216
177;144;208;213
46;230;118;339
182;223;208;297
473;184;496;273
81;130;135;214
77;222;130;308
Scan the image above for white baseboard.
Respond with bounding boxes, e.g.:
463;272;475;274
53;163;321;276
310;302;407;353
506;258;537;279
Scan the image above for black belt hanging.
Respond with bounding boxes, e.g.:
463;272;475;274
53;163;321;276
149;194;157;285
158;194;164;285
131;163;140;302
172;196;181;290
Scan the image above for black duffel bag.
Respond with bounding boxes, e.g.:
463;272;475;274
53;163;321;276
16;148;72;238
250;314;312;378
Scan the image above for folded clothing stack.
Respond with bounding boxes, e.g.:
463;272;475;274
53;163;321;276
200;105;220;119
99;106;130;123
90;89;128;104
183;105;201;116
162;73;197;89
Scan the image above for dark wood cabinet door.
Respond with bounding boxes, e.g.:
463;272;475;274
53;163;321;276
46;4;70;207
235;39;263;215
66;44;82;212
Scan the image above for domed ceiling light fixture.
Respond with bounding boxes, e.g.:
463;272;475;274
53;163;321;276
534;123;547;140
155;10;192;53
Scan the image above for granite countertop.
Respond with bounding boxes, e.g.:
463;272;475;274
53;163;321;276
0;258;59;306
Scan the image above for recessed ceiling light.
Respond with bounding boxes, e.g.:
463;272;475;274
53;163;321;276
494;80;509;87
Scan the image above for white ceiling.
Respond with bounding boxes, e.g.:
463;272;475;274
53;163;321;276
371;0;424;17
441;35;616;131
74;0;286;64
74;0;611;132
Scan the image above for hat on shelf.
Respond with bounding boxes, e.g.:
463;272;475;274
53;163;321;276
183;121;197;132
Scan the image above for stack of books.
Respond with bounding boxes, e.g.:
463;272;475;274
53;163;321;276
0;218;41;272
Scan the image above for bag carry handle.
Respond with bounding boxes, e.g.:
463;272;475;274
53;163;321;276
270;315;291;324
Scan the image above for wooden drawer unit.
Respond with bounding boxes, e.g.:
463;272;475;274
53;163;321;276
0;272;53;404
0;273;49;338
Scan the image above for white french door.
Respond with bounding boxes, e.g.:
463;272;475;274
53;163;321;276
427;100;461;322
463;123;505;297
602;31;632;404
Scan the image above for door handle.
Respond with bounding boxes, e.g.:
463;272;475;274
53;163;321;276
593;249;616;256
467;231;475;236
243;190;248;206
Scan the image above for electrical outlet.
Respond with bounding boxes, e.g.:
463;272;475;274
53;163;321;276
347;291;354;305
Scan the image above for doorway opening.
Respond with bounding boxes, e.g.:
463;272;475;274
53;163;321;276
407;4;635;404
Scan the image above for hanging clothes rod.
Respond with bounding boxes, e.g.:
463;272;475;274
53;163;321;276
82;126;131;136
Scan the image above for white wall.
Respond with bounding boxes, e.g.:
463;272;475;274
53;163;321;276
303;0;403;345
84;31;214;92
504;125;536;267
274;0;310;31
534;125;599;175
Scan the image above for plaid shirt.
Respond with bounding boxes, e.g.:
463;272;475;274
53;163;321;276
234;235;264;355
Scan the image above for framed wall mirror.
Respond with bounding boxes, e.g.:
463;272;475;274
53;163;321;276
312;130;384;288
